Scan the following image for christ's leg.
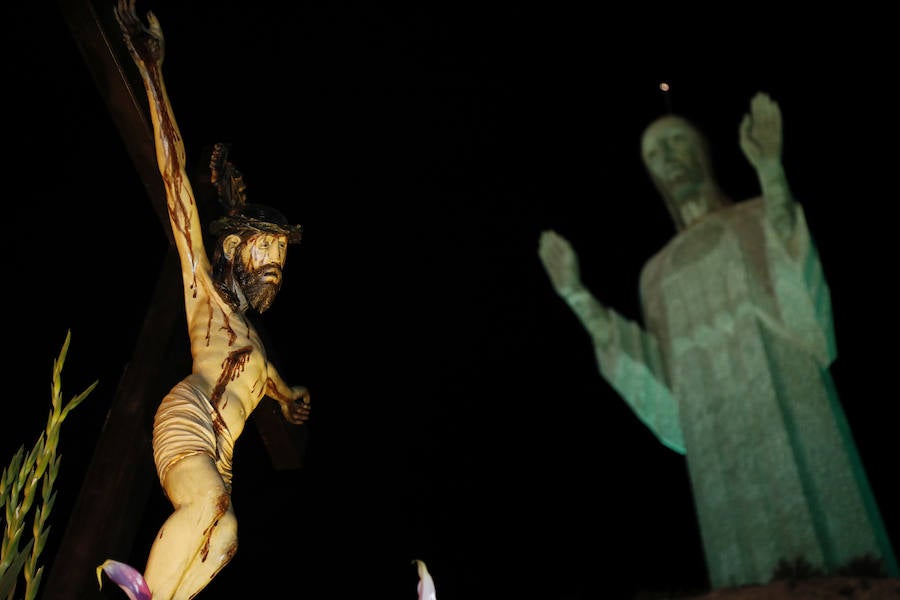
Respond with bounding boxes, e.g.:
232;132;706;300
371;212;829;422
175;497;239;598
142;455;237;600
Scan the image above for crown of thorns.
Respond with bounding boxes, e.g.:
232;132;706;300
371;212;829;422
209;205;303;243
207;142;302;244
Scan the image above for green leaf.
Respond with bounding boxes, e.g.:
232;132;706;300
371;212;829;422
0;538;34;598
24;565;43;600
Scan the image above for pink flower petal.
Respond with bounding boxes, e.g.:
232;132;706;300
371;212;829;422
414;559;437;600
96;559;152;600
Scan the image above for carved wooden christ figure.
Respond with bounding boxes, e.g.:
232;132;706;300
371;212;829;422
101;2;312;599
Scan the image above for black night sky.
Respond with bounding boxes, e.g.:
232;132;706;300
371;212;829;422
7;2;899;599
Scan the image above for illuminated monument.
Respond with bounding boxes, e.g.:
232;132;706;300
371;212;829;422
538;92;898;588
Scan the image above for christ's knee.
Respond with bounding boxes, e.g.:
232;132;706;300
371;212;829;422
199;494;237;565
209;510;238;559
172;505;239;599
201;507;238;588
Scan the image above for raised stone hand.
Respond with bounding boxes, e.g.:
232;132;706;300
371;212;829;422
740;91;795;239
739;91;783;176
537;229;584;299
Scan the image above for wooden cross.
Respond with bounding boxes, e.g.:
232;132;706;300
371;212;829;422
42;1;306;597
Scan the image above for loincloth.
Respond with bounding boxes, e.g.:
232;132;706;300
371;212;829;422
153;379;235;492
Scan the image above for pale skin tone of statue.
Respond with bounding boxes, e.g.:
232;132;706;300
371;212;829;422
538;92;794;339
114;1;310;598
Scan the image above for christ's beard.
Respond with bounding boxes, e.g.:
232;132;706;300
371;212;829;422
236;262;283;313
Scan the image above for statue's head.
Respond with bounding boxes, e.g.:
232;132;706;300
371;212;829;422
210;203;303;313
641;115;728;230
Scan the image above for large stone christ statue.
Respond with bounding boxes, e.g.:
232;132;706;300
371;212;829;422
538;92;898;588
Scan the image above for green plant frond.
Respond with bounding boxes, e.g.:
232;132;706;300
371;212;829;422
0;461;15;507
42;428;59;457
0;553;14;578
24;565;43;600
7;453;30;498
51;331;72;380
39;481;57;514
46;455;62;488
0;558;11;580
58;329;71;358
0;538;33;597
20;485;39;518
16;446;44;501
5;522;25;550
60;380;98;421
2;449;24;491
32;518;50;553
5;501;19;533
0;329;93;600
4;504;16;538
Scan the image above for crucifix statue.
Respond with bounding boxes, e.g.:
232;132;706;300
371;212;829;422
97;2;312;598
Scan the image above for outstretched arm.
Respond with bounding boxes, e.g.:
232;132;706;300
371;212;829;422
739;92;796;242
265;365;311;425
537;230;683;452
538;230;613;347
114;0;208;281
741;93;837;365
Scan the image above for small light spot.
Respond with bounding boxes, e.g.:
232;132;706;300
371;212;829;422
659;82;670;92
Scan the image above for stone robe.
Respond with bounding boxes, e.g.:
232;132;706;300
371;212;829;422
594;197;896;587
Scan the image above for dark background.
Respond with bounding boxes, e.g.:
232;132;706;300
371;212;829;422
6;2;898;599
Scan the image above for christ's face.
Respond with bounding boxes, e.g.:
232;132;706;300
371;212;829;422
235;233;288;313
641;117;706;199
